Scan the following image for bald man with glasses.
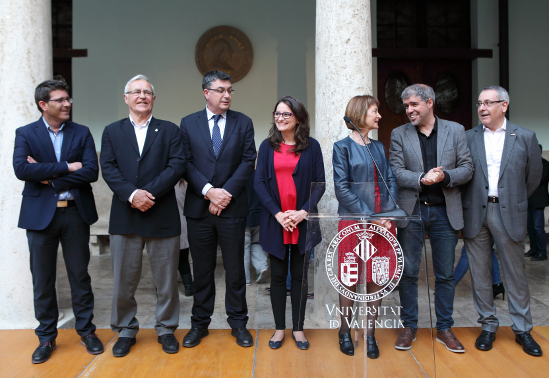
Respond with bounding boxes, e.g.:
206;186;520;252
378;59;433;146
462;85;543;356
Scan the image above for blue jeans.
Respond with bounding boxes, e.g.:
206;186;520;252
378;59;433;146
398;203;458;332
454;245;502;285
527;206;547;255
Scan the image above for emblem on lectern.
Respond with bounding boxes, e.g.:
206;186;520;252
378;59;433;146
371;256;390;286
340;252;359;286
325;222;404;302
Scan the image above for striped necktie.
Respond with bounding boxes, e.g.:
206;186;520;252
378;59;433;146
212;114;222;158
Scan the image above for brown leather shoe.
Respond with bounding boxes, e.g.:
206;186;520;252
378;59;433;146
436;329;465;353
395;327;416;350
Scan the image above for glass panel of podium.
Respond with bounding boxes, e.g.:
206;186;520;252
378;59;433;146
300;182;436;377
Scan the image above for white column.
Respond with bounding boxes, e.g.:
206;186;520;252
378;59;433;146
312;0;372;321
0;0;52;329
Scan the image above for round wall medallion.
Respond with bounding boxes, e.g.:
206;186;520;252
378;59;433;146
195;26;253;83
385;73;409;114
435;73;459;114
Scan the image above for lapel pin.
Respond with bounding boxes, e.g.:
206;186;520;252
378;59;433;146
511;133;515;136
155;129;158;132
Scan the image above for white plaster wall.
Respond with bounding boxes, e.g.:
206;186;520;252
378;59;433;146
73;0;316;150
0;0;52;329
509;0;549;148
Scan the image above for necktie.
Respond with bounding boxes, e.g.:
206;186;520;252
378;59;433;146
212;114;222;158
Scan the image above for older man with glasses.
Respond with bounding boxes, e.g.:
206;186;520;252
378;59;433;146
100;74;185;357
180;70;256;348
13;80;104;363
462;85;543;356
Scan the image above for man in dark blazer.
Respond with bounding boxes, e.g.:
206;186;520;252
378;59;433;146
525;144;549;261
462;86;543;356
13;80;103;364
180;71;256;348
389;84;473;353
100;75;185;357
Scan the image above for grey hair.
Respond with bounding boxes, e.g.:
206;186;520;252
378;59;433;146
482;85;510;105
124;74;155;95
202;70;232;90
401;84;436;105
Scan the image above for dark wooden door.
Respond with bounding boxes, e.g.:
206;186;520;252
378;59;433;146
377;59;472;152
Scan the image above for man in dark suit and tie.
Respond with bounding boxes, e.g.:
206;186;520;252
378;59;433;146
100;75;185;357
180;71;256;348
462;85;543;356
13;80;104;364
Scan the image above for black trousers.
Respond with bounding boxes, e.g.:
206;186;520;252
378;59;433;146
269;245;307;331
187;214;248;329
27;206;95;342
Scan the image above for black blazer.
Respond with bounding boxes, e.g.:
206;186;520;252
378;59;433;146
529;157;549;209
100;117;185;237
254;138;325;259
180;109;256;218
13;118;99;230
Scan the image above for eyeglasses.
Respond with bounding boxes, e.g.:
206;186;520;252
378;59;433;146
207;88;235;95
273;112;294;119
475;100;505;108
47;97;73;104
125;89;154;97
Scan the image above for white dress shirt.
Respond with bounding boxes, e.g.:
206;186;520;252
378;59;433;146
483;118;507;197
128;114;153;203
202;106;227;196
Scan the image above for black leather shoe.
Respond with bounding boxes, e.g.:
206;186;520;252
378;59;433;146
183;328;209;348
531;253;548;261
231;327;253;347
339;332;354;356
81;332;104;355
366;336;379;359
475;330;496;351
269;332;285;349
292;332;309;350
158;334;179;354
112;337;136;357
515;332;543;356
32;340;56;364
525;249;536;257
493;283;505;300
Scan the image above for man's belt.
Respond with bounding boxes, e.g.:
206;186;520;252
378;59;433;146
488;196;499;203
57;200;76;207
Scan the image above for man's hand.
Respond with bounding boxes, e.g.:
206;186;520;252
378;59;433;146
68;162;83;172
209;202;223;216
421;166;444;185
27;156;50;184
131;189;155;212
205;188;232;208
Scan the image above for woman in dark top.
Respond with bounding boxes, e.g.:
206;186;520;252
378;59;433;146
255;96;325;350
333;95;397;359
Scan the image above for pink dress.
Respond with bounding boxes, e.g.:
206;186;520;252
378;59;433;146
274;143;301;245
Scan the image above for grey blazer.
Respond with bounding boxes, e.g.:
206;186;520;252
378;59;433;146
461;121;542;242
389;117;474;229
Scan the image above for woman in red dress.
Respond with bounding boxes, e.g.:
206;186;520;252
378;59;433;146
333;95;398;358
255;96;325;350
